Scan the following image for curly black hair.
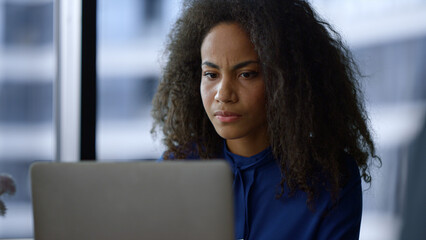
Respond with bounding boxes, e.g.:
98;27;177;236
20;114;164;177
151;0;381;203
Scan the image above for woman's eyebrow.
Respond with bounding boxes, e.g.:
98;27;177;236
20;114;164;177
201;60;259;70
232;60;259;70
201;61;219;69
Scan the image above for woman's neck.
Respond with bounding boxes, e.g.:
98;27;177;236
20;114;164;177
226;133;269;157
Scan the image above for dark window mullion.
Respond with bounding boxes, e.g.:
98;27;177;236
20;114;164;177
80;0;97;161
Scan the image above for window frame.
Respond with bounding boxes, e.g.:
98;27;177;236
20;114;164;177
56;0;97;162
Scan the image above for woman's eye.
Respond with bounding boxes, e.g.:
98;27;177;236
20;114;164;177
203;72;218;79
239;71;258;79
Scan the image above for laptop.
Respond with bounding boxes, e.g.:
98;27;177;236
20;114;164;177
30;160;234;240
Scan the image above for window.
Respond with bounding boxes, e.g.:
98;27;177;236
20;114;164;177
312;0;426;239
97;0;180;160
0;0;54;237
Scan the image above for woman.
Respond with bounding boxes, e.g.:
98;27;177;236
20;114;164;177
151;0;380;239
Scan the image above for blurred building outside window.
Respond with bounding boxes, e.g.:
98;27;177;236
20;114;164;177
0;0;54;238
312;1;426;239
96;0;180;160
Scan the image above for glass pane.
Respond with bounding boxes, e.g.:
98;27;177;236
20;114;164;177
97;0;179;160
0;0;54;238
353;37;426;240
311;0;426;239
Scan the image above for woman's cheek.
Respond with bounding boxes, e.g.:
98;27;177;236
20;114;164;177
200;81;214;105
200;81;210;112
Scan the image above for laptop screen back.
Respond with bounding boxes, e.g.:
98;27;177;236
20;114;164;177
31;161;234;240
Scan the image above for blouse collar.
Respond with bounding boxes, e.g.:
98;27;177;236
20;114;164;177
223;142;274;171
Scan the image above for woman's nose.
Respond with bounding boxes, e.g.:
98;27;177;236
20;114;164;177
214;76;238;103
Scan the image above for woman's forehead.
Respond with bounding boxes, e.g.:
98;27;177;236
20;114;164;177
201;23;258;63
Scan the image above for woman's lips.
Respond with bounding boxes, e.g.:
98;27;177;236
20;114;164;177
214;111;242;123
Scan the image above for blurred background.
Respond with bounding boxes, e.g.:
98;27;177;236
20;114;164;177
0;0;425;239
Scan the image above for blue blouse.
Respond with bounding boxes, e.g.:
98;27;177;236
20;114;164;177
163;143;362;240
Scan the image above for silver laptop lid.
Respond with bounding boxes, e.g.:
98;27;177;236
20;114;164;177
31;161;234;240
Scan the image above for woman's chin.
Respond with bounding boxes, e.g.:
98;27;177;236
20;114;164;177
215;130;243;141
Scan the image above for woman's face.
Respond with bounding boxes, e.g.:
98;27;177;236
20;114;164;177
200;23;267;150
